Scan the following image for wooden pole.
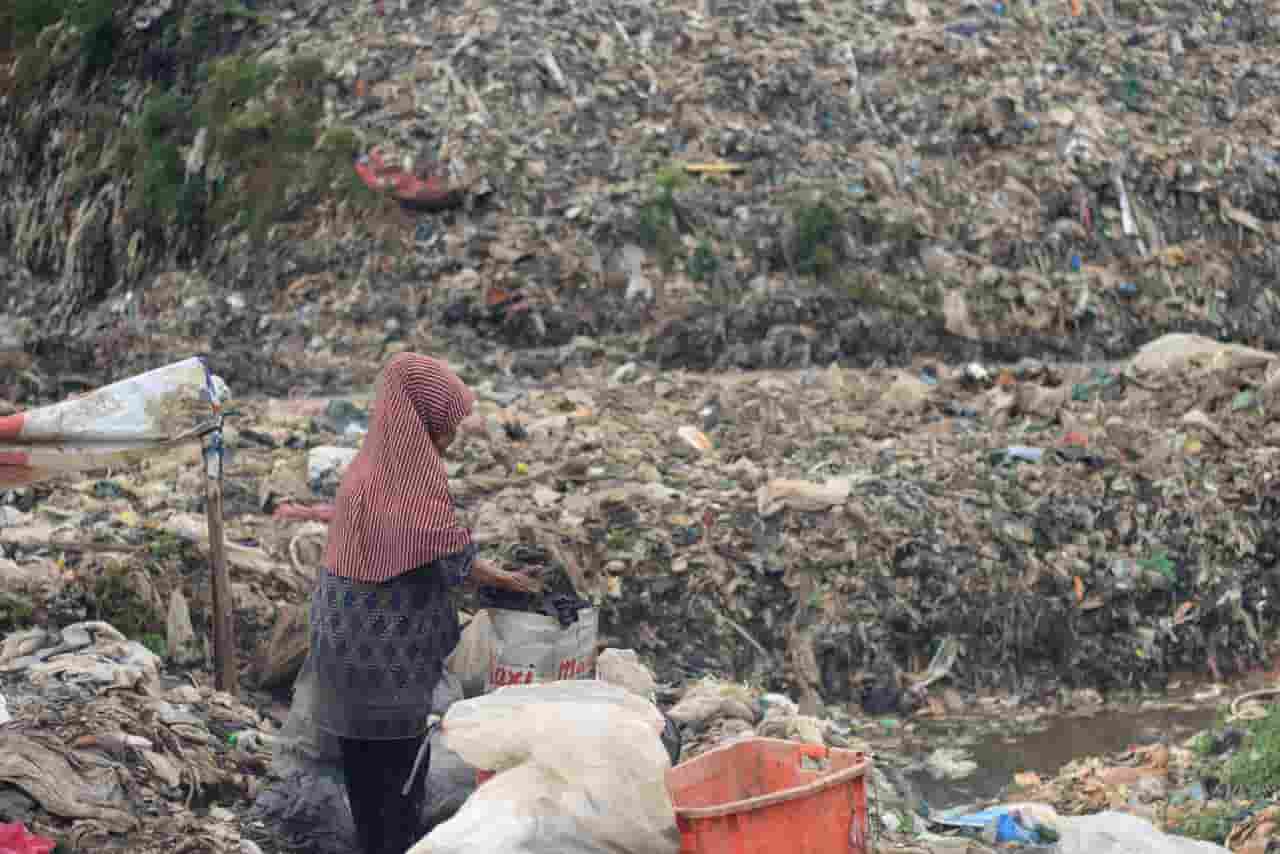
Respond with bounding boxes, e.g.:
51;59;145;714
204;433;238;696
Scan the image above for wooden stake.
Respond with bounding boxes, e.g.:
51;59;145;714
204;436;238;696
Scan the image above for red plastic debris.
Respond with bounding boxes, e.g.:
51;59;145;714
353;150;463;212
0;823;56;854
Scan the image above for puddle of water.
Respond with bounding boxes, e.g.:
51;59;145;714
902;704;1220;810
869;673;1280;810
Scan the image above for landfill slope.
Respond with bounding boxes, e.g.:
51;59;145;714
4;0;1280;389
5;0;1280;852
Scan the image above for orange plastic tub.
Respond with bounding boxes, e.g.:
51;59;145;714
666;739;871;854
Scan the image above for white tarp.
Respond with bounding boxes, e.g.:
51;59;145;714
0;357;230;488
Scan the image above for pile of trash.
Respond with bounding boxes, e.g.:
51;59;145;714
3;333;1280;719
0;621;272;854
9;0;1280;391
3;606;1273;854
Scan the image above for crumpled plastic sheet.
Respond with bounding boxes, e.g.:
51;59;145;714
0;622;161;691
0;733;137;833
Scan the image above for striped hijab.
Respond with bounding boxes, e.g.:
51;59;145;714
323;353;475;583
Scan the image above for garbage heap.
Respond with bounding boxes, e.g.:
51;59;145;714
0;620;917;854
3;333;1280;725
0;622;271;854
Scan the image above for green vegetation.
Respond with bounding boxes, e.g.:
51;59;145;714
4;0;386;249
0;592;35;634
1189;730;1218;758
132;91;192;218
792;198;842;277
774;182;859;281
686;239;720;282
1168;805;1235;845
126;53;380;242
1;0;118;73
1187;704;1280;807
91;566;163;639
1224;704;1280;797
1;0;67;50
638;164;690;273
67;0;117;74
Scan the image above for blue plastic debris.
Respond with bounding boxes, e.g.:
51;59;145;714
932;806;1048;845
1118;281;1138;296
1070;254;1082;272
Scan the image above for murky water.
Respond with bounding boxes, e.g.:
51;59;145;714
846;673;1280;811
899;703;1220;810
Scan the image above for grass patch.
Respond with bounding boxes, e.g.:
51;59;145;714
90;565;163;639
773;182;861;281
1;0;66;51
792;199;842;277
686;239;719;282
66;0;117;74
1168;806;1235;845
1224;704;1280;797
1;0;117;80
638;164;690;273
125;52;380;243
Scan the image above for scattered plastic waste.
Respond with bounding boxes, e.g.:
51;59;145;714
354;149;463;211
228;730;275;752
992;446;1045;464
931;804;1060;845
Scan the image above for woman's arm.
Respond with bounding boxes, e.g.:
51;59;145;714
468;556;543;594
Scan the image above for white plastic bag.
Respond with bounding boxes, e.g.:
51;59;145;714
446;612;498;698
1057;812;1230;854
484;608;598;692
443;680;666;771
408;680;679;854
596;648;657;701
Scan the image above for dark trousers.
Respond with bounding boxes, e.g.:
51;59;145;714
339;736;429;854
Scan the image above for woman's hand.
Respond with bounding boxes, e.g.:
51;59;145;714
469;558;544;594
498;569;543;595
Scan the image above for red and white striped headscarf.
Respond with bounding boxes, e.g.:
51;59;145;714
323;353;475;583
